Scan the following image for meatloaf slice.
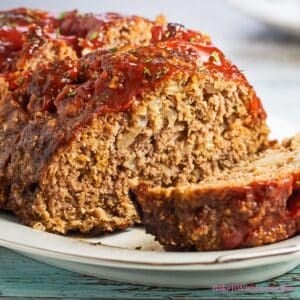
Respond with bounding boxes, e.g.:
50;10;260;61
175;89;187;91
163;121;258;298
131;134;300;251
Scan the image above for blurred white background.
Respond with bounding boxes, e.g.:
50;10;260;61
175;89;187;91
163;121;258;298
0;0;298;138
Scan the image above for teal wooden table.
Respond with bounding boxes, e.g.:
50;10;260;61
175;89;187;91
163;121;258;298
0;247;299;299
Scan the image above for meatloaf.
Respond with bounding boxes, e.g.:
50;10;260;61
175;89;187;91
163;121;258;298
131;134;300;251
0;11;269;234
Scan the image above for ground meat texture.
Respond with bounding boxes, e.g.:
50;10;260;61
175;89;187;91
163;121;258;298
4;34;269;234
131;134;300;251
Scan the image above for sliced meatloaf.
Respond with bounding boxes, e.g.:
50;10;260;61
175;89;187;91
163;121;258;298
2;24;269;234
131;134;300;251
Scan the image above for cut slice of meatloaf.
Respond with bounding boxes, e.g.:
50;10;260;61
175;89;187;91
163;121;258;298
130;134;300;251
4;31;269;235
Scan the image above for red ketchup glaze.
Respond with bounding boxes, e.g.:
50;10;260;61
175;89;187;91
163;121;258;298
22;58;80;113
287;176;300;230
0;7;57;27
118;25;243;87
55;39;246;118
0;8;82;92
0;27;25;71
0;9;266;124
249;95;267;120
59;11;122;37
0;9;130;78
151;23;211;45
287;189;300;221
0;8;58;75
0;26;24;50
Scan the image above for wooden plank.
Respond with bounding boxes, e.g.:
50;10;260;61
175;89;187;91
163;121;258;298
0;247;299;299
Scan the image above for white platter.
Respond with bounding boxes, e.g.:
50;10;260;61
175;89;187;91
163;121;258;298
0;209;300;288
229;0;300;36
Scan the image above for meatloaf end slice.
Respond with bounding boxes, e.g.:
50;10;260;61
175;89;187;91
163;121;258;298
7;40;268;234
130;134;300;251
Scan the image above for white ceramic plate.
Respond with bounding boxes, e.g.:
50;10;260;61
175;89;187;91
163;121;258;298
229;0;300;36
